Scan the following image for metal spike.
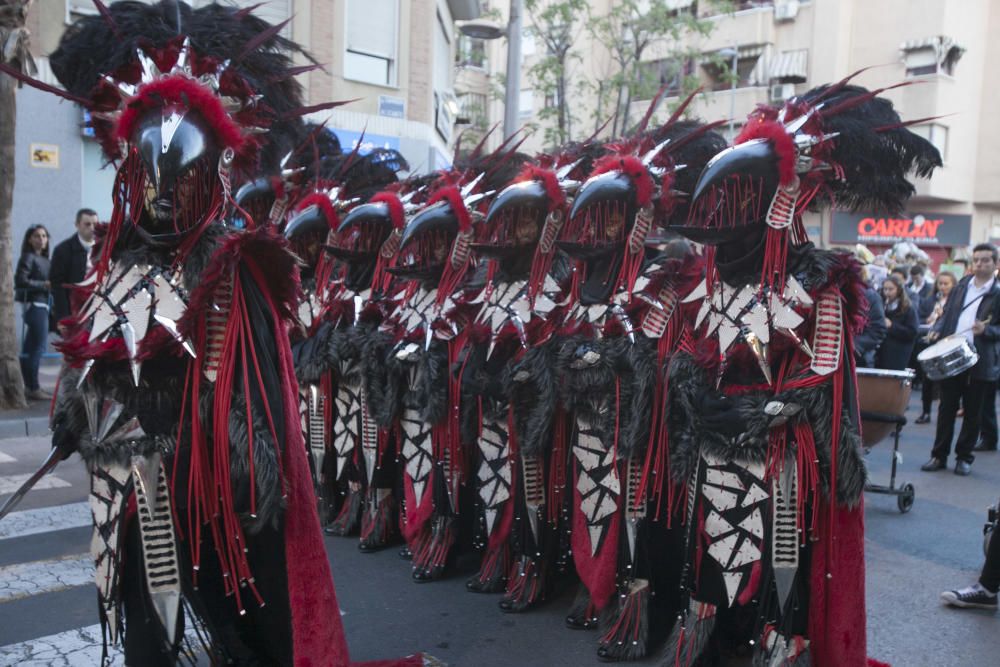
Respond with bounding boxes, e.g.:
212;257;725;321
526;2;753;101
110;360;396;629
460;172;485;197
136;49;162;83
172;38;192;75
641;137;672;166
555;158;583;180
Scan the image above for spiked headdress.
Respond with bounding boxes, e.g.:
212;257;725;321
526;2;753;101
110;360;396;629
683;75;942;292
560;92;726;306
32;1;343;263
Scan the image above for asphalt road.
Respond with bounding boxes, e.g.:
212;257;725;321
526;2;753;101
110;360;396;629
1;389;998;666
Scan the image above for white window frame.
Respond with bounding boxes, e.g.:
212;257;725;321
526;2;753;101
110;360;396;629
344;0;399;88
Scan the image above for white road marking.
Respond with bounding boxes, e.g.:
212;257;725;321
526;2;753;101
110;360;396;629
0;623;124;667
0;451;15;463
0;473;71;495
0;554;92;603
0;621;203;666
0;502;90;541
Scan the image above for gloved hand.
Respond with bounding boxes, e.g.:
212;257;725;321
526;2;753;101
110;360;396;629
697;390;748;438
52;423;79;460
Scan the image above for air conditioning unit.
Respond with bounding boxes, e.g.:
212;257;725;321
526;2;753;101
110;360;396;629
770;83;795;102
774;0;799;21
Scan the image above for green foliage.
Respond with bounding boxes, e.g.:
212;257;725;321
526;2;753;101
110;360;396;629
524;0;588;148
585;0;731;135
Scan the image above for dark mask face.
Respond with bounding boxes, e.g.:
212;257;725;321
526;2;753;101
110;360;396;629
233;177;276;229
133;105;218;240
386;201;456;282
557;171;635;261
675;139;781;246
327;202;395;290
475;180;545;263
284;205;331;281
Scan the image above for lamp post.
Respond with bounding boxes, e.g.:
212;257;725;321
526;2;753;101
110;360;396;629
718;47;739;140
458;0;523;141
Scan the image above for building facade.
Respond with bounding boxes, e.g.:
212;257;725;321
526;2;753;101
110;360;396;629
481;0;1000;265
11;0;481;344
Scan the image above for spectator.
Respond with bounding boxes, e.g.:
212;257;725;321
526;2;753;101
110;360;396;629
14;224;52;400
855;266;888;368
940;512;999;610
954;257;971;276
891;265;922;312
876;275;918;371
915;271;958;424
908;264;934;314
49;208;97;325
922;244;1000;476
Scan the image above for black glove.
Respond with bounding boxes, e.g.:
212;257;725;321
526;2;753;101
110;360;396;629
697;391;748;438
52;423;79;460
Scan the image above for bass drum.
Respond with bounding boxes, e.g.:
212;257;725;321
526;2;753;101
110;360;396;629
856;368;914;447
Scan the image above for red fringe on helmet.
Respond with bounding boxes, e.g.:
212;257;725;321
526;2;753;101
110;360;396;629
736;119;797;186
296;192;340;229
115;76;246;153
516;165;565;212
591;155;654;207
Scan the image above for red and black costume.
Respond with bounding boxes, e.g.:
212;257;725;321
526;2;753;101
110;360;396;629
661;79;941;666
551;107;727;661
22;2;423;665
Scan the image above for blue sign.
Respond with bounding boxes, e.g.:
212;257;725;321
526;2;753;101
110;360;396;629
378;95;406;119
331;129;400;154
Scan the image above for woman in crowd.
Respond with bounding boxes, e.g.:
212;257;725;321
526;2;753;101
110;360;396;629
915;271;959;423
14;224;52;400
876;274;919;371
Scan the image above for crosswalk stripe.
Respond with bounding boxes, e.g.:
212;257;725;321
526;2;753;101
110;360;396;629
0;473;71;495
0;623;124;666
0;450;15;463
0;554;92;603
0;501;90;541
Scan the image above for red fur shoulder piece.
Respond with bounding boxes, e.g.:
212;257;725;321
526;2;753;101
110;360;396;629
516;165;565;212
592;155;654;207
179;227;301;339
736;119;796;186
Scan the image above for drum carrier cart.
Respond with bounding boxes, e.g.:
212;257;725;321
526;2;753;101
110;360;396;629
862;410;915;513
857;368;916;513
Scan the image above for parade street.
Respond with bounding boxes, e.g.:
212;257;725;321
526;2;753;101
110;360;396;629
0;389;997;667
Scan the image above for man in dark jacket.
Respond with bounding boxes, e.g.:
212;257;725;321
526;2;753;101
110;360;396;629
49;208;96;325
855;283;888;368
922;244;1000;475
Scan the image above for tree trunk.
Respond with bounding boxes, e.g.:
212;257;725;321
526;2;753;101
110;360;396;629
0;72;27;409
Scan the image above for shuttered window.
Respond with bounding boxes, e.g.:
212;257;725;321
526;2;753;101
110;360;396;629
345;0;399;87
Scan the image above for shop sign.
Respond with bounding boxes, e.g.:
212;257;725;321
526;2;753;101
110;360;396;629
831;210;972;247
330;129;400;154
29;143;59;169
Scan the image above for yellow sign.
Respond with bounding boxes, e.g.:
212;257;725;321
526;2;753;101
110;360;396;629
30;144;59;169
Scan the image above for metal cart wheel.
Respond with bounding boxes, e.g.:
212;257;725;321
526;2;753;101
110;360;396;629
897;483;915;513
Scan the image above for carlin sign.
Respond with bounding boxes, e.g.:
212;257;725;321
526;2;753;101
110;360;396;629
831;211;972;247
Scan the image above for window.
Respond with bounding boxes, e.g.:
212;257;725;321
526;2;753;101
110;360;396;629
458;92;489;130
345;0;398;87
638;58;694;98
902;37;964;78
457;35;487;69
519;89;534;119
522;27;536;57
910;123;949;163
702;48;764;91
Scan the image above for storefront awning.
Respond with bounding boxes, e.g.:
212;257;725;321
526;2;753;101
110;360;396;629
899;36;965;65
770;49;808;83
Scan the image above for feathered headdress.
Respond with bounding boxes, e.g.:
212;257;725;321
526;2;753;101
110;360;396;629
684;74;942;292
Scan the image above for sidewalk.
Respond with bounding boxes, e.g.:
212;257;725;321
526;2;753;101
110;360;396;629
0;360;59;438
